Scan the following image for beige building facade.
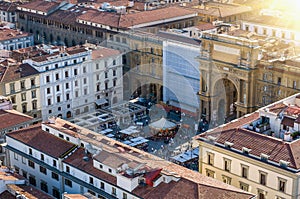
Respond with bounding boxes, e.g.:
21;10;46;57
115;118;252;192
0;62;41;121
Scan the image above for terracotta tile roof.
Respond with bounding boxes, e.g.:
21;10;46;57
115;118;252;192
119;7;197;28
93;150;131;169
190;2;252;17
18;0;60;14
0;62;39;83
0;28;32;42
0;2;18;12
63;194;88;199
0;190;14;199
194;112;259;139
281;116;295;127
63;148;117;185
78;7;197;29
194;22;216;31
45;118;254;198
48;6;89;26
0;109;32;130
6;184;54;199
267;103;287;115
91;47;121;60
66;46;89;55
285;106;300;116
199;127;300;169
7;124;77;159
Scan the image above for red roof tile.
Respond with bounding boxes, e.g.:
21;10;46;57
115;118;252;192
18;0;61;14
91;47;121;60
63;148;117;185
0;63;39;83
0;28;32;42
6;184;55;199
0;190;14;199
281;116;295;127
7;124;77;158
0;109;33;130
199;127;300;169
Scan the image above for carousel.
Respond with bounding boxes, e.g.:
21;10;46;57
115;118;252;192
148;117;178;139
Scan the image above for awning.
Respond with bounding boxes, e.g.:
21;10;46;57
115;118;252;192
95;98;108;106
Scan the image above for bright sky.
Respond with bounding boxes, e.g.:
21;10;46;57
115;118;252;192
270;0;300;12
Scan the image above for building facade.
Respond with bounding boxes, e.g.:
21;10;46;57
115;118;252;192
20;44;123;121
0;28;34;51
0;61;41;120
197;93;300;199
5;117;255;199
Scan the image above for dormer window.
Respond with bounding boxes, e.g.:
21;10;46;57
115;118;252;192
260;153;269;162
224;141;233;149
279;160;289;168
242;147;251;155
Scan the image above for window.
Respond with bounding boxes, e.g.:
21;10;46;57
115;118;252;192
66;83;69;89
222;175;231;185
260;172;267;185
112;187;116;195
40;154;44;161
53;160;57;167
56;85;60;92
52;187;60;199
105;82;108;90
65;71;69;78
31;78;35;87
57;96;61;103
47;98;51;106
278;178;286;192
207;152;214;166
83;66;86;73
14;166;19;174
240;182;249;191
65;179;72;187
206;169;215;178
278;77;281;85
99;164;103;169
66;166;70;173
113;60;116;65
75;80;78;87
55;64;58;68
105;72;108;78
22;156;26;164
40;166;47;174
47;87;50;94
224;158;231;172
29;175;36;186
123;193;127;199
108;168;112;173
14;152;18;160
241;165;248;179
10;83;15;93
21;93;26;101
41;181;48;193
74;69;78;76
32;100;37;110
31;90;36;98
29;148;32;155
66;93;70;100
22;170;27;178
100;182;105;190
55;73;59;80
46;76;50;83
293;81;297;89
83;78;87;84
96;74;100;81
113;70;116;76
113;79;116;87
52;172;59;181
89;177;94;184
73;59;77;64
20;80;25;90
84;88;87;95
96;63;99;70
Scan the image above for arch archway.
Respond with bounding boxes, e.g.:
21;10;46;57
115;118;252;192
213;78;237;125
66;111;72;118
